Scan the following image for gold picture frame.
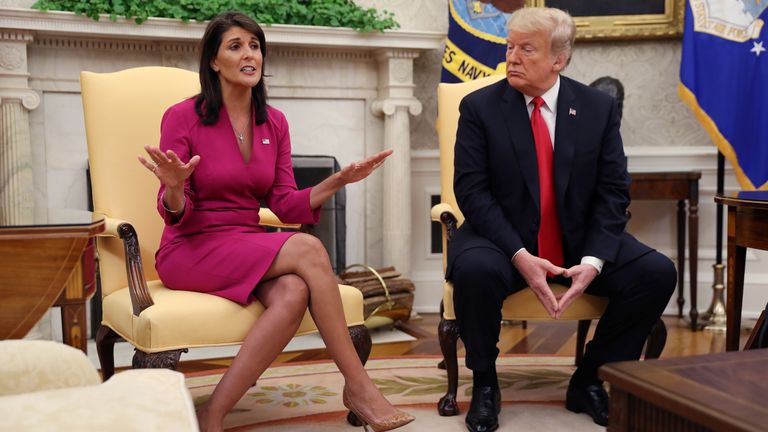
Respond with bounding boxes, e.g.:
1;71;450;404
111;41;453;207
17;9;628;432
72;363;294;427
526;0;685;41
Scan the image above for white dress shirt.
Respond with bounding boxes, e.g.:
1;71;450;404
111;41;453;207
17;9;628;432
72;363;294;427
512;76;604;274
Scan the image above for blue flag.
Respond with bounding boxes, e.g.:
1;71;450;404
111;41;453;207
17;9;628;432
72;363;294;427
441;0;510;83
679;0;768;190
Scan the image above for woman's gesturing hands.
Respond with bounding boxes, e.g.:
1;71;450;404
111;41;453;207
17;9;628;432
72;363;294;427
337;149;393;184
309;149;393;210
138;145;200;188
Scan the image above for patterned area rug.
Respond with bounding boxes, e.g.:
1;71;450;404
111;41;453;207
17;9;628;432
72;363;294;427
185;356;605;431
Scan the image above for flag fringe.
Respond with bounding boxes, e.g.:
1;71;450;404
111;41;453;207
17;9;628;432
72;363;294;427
677;82;768;190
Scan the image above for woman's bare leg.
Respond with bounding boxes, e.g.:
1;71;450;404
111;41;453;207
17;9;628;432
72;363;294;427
262;234;400;422
197;274;309;432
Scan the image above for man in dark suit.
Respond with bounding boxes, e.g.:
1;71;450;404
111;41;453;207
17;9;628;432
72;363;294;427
447;7;676;431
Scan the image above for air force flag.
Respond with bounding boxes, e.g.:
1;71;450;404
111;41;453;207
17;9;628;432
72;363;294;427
679;0;768;190
441;0;511;83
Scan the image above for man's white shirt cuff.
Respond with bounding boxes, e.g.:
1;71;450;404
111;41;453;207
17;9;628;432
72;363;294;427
581;256;604;274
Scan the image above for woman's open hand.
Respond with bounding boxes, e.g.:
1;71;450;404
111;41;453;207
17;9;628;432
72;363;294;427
337;149;393;184
138;145;200;188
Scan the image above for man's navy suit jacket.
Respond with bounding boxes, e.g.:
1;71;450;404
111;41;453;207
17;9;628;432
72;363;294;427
446;76;651;281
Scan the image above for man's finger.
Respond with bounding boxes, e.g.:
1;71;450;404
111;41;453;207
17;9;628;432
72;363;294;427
548;264;566;276
535;292;557;318
532;283;559;318
556;285;584;319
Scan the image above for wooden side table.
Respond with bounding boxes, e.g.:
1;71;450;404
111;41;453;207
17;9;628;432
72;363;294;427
714;191;768;351
0;209;104;353
53;238;97;352
600;349;768;432
630;171;701;329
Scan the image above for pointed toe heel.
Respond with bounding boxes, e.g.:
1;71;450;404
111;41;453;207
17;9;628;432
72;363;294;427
343;388;415;432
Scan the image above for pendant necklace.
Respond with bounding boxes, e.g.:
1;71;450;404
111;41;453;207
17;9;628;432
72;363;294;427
233;123;247;145
233;110;251;145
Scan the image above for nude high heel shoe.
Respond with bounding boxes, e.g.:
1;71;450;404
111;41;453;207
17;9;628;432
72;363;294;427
342;387;415;432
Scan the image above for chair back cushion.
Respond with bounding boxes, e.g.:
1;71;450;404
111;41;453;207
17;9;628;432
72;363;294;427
80;67;200;296
436;75;505;226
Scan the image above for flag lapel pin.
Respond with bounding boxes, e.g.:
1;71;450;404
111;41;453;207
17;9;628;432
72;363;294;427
261;138;270;145
569;108;577;116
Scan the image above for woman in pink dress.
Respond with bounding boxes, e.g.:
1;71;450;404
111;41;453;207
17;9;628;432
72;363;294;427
138;11;414;432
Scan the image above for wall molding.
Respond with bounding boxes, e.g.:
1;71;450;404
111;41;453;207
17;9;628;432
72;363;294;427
0;7;444;50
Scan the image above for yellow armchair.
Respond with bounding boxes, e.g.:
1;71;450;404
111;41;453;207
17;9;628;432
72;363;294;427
80;67;370;379
432;76;665;416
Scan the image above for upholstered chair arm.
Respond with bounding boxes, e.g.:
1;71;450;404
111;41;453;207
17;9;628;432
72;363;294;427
430;203;459;241
98;215;130;238
258;208;301;229
98;210;296;318
97;215;154;316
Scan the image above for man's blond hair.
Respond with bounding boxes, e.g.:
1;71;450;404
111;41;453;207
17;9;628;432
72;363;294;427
506;7;576;65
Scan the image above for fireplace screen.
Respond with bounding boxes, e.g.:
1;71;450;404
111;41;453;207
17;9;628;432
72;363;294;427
289;155;347;273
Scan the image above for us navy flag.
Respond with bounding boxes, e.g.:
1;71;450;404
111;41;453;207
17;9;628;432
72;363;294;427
679;0;768;190
441;0;511;83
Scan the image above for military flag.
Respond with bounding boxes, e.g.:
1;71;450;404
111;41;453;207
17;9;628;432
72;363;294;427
679;0;768;190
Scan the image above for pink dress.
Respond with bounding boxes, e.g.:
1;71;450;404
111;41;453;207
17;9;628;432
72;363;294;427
154;98;320;304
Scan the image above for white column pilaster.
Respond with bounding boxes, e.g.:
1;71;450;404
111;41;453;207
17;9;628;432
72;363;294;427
371;49;422;277
0;30;38;225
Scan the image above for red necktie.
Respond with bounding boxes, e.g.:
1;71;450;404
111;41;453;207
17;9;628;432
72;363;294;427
531;96;563;267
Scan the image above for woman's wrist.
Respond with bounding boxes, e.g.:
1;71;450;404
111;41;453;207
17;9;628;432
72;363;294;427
160;190;185;213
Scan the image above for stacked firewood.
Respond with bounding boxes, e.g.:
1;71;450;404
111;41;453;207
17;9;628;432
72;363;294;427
337;266;415;324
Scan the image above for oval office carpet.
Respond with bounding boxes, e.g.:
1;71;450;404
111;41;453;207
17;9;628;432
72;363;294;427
185;356;605;431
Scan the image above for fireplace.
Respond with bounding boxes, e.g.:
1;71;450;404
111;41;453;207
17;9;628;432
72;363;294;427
291;155;346;273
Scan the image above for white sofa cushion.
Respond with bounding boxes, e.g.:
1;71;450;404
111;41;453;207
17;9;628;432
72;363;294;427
0;369;198;431
0;340;101;396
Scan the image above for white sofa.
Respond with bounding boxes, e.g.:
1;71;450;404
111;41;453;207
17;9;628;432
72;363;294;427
0;340;198;431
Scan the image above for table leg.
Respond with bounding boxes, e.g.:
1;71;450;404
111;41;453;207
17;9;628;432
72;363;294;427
726;207;745;351
688;185;699;330
676;200;686;319
54;244;93;354
60;302;87;353
744;310;766;350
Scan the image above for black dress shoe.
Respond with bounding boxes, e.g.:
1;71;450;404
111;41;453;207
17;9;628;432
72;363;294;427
465;385;501;432
565;381;609;426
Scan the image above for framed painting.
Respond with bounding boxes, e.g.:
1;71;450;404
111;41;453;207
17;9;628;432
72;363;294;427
525;0;685;40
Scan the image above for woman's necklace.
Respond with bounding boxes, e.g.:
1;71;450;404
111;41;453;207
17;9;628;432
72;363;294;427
233;121;248;145
234;128;246;145
232;108;251;145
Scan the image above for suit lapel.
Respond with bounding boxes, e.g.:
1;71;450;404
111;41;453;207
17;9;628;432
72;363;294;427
500;84;539;208
554;77;576;205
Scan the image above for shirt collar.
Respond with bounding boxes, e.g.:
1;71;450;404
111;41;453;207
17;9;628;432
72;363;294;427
523;76;560;113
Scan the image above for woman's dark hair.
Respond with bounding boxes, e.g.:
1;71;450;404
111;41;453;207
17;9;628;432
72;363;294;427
195;12;268;125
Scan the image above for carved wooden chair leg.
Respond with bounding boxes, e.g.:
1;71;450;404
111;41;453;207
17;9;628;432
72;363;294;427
437;301;447;370
643;318;667;360
346;324;372;427
575;320;591;367
349;324;372;365
437;317;461;416
95;325;121;380
132;348;188;371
